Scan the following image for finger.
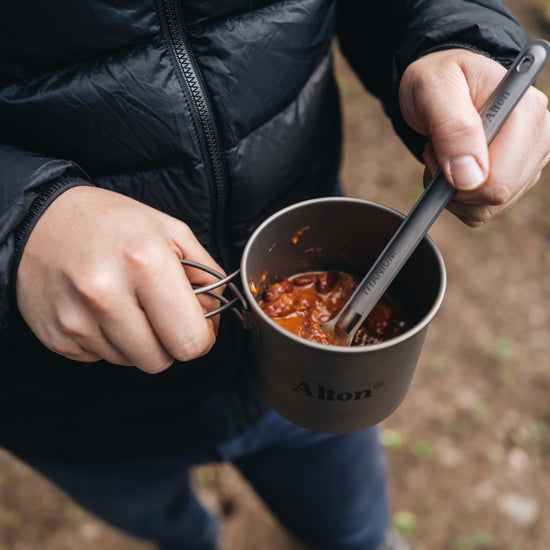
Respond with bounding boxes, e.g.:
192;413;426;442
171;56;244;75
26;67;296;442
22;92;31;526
134;250;216;363
175;224;227;286
175;224;228;331
485;88;550;192
56;285;174;368
452;89;550;209
399;53;509;192
77;336;134;366
180;261;225;333
446;169;542;226
44;336;104;364
46;300;134;365
416;70;488;190
195;291;223;334
421;90;547;193
97;303;175;372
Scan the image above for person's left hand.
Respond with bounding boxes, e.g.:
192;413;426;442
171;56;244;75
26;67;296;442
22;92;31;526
399;48;550;226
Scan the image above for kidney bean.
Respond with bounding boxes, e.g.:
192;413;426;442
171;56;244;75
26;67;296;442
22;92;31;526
364;303;391;336
264;280;293;302
292;274;315;287
296;295;314;311
301;319;335;345
316;271;338;293
262;293;296;318
258;270;415;347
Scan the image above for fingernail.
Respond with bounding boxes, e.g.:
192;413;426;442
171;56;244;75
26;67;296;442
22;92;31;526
449;155;485;190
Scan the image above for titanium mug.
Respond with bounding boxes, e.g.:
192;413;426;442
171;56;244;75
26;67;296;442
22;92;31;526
185;197;446;433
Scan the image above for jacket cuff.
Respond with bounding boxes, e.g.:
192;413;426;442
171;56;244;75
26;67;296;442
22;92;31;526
11;176;94;303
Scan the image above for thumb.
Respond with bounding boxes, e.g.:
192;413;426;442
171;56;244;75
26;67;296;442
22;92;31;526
400;54;489;191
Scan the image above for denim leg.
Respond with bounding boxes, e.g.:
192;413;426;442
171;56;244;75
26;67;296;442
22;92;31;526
21;453;219;550
17;410;387;550
218;410;389;550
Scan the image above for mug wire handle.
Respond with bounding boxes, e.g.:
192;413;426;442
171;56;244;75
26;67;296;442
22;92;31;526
180;259;248;321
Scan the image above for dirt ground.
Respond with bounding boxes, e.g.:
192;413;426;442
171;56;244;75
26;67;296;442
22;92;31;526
1;2;549;549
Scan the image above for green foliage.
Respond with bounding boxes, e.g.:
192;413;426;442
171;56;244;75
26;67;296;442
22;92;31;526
454;530;492;549
478;337;514;360
431;351;450;371
392;510;418;538
411;438;434;459
379;428;405;450
478;337;517;382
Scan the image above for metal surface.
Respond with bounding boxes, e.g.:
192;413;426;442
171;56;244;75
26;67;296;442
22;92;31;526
184;198;446;432
240;197;446;432
181;259;246;320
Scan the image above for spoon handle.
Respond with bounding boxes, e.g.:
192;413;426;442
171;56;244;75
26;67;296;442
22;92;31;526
334;39;550;344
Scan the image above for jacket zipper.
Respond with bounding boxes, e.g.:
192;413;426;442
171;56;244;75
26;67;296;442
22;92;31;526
160;1;251;433
160;0;232;268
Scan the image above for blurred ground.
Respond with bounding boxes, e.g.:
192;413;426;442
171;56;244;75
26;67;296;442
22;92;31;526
1;1;550;549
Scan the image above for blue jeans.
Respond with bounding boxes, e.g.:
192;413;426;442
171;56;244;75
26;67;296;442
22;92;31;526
22;410;388;550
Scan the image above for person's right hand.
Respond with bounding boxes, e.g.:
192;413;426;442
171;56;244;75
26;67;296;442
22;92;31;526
16;186;224;373
399;48;550;227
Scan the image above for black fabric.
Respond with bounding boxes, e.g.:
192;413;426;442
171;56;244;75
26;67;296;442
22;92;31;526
0;0;529;462
336;0;529;160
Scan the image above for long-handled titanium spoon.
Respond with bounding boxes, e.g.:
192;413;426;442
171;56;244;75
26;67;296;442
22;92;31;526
323;39;550;346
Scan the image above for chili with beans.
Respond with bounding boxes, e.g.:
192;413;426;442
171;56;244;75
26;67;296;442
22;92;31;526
258;271;415;346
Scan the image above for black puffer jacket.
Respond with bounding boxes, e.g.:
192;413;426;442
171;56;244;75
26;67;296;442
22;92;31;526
0;1;528;462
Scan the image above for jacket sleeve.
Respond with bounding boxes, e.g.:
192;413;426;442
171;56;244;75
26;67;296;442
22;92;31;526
0;144;91;341
336;0;531;159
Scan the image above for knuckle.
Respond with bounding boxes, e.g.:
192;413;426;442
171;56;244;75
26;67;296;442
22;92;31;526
68;350;101;363
123;242;161;276
431;115;478;142
47;337;69;356
484;184;512;206
463;219;485;228
178;221;193;240
55;308;86;338
407;64;442;96
171;222;195;253
138;357;175;374
453;204;493;227
175;331;215;362
48;338;96;362
469;205;493;225
75;273;118;314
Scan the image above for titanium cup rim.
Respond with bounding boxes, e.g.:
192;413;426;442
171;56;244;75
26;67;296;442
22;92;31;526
240;196;447;354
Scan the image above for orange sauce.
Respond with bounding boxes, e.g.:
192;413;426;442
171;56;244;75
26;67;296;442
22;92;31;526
258;271;415;346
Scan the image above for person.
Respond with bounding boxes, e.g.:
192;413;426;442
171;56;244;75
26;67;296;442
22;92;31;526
1;1;549;549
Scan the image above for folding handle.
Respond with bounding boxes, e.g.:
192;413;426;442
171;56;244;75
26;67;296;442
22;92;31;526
180;260;247;321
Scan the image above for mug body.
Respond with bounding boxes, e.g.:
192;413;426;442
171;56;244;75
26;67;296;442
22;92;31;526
241;198;446;433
